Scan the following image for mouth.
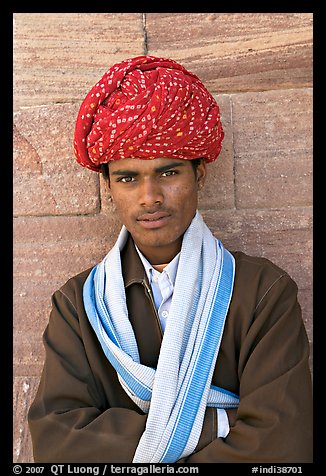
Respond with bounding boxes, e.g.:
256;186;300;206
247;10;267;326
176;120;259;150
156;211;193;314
136;211;171;229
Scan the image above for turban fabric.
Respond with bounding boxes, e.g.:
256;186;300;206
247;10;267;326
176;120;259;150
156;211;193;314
74;55;224;172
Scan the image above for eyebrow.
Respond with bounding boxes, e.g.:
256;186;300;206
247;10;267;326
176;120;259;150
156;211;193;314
110;161;186;176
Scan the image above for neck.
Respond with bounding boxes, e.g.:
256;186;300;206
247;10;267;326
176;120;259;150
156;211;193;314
134;240;182;267
152;263;168;272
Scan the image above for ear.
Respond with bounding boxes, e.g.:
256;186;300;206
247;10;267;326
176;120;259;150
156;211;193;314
100;171;112;196
196;160;207;190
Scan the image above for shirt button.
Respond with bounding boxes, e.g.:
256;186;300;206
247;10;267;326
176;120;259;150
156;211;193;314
161;310;169;318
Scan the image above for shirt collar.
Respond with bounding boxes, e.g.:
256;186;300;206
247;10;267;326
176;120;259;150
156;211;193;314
135;245;180;286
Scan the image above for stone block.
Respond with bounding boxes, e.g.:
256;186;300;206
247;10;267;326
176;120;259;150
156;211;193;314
13;214;121;376
145;13;312;93
203;206;313;366
232;89;312;208
13;104;100;216
13;13;145;109
198;95;235;210
201;206;312;302
13;376;39;463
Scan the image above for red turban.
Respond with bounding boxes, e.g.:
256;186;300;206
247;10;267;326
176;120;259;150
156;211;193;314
74;55;224;172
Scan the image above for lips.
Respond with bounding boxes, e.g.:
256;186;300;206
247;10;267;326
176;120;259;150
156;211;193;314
136;211;171;229
137;211;170;221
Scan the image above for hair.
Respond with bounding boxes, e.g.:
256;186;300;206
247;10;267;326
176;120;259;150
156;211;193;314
100;158;203;182
101;162;110;181
190;158;204;172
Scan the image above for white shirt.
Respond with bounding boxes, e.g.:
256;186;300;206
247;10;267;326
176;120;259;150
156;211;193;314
135;245;230;438
135;246;179;332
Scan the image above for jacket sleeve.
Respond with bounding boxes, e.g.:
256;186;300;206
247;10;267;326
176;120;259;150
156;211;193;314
185;273;313;463
28;286;148;463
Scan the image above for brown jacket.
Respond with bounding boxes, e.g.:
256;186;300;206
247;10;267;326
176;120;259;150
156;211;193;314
28;234;313;463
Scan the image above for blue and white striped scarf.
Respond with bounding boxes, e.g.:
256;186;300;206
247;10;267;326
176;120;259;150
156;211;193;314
83;211;239;463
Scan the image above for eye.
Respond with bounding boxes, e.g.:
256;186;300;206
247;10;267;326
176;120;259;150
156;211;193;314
118;176;135;183
161;170;177;177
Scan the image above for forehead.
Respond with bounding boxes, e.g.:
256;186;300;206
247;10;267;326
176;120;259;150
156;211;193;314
108;157;191;173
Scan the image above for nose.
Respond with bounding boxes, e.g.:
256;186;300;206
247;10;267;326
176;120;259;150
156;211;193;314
139;177;164;207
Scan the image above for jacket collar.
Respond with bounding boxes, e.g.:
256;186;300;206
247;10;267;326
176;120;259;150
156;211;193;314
120;233;148;287
120;232;163;366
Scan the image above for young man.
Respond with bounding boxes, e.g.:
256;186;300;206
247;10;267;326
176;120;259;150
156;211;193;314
28;55;313;463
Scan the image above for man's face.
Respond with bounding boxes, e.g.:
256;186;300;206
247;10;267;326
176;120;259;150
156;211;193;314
108;157;206;264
